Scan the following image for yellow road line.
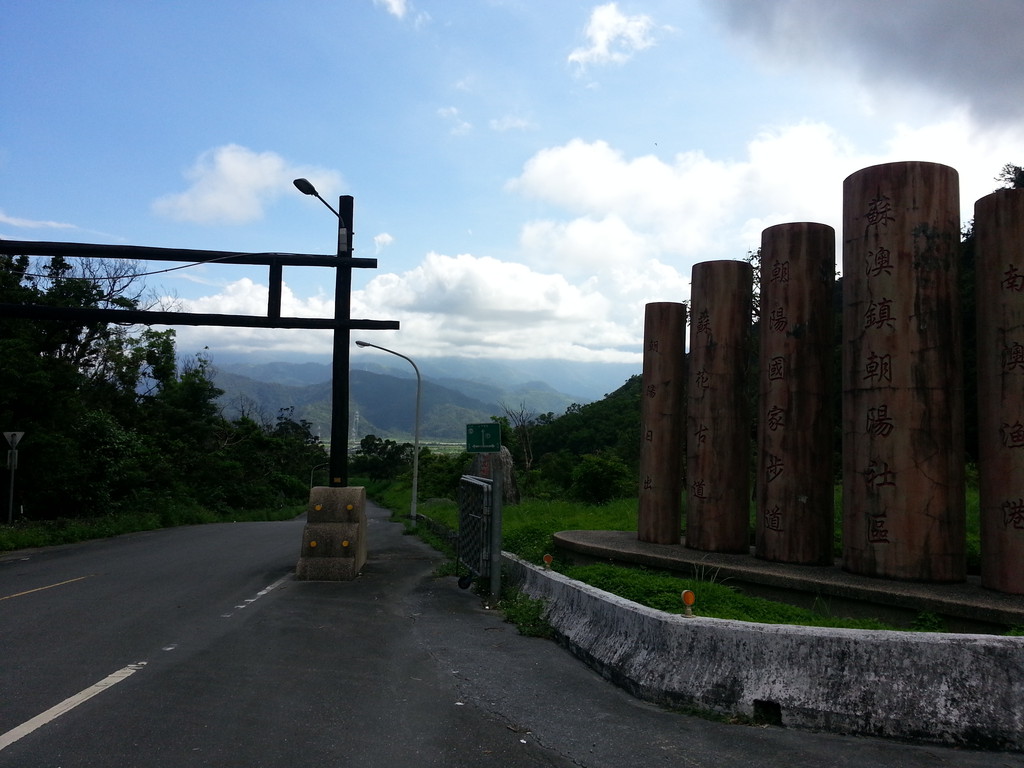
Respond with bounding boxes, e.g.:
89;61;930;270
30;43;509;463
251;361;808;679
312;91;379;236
0;575;92;602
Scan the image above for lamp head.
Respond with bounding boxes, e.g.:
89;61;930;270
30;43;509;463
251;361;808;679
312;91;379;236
293;178;318;196
355;340;369;348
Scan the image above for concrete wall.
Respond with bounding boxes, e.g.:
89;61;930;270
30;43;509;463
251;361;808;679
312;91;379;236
504;554;1024;751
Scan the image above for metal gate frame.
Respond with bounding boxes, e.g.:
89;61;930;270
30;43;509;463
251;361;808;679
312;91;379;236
456;471;503;597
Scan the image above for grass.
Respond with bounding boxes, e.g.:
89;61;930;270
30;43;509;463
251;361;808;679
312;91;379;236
369;477;1001;634
0;501;306;553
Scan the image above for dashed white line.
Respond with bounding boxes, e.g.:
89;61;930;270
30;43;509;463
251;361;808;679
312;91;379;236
0;662;146;752
220;574;290;618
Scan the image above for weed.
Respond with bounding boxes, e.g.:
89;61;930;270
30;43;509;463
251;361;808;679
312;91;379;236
499;590;554;638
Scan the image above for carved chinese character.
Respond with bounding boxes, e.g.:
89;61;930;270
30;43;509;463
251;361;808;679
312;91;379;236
770;260;790;283
764;506;783;531
862;459;896;488
866;405;895;437
695;309;710;335
695;369;710;389
769;306;788;332
691;480;707;499
863;352;892;383
643;475;654;491
645;429;653;442
766;405;785;431
1002;264;1024;292
867;516;890;543
694;424;708;445
765;453;784;483
647;339;660;352
866;247;894;277
646;384;657;398
864;298;895;330
865;191;895;228
1003;341;1024;372
1001;421;1024;449
1002;499;1024;529
767;356;785;381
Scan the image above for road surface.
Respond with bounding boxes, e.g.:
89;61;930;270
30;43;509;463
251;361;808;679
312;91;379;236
1;502;1020;767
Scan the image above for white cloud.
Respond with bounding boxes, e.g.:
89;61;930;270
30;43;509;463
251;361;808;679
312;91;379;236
438;107;472;135
568;3;656;70
0;209;77;230
489;115;536;132
374;232;394;253
373;0;406;19
152;144;342;225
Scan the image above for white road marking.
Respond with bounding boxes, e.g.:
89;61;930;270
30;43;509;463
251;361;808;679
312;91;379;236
0;662;146;752
220;574;289;618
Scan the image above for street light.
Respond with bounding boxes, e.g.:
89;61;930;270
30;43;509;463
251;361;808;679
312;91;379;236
294;178;353;487
355;340;420;526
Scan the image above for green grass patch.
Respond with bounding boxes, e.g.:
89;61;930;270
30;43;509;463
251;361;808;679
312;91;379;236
0;502;305;552
561;563;894;629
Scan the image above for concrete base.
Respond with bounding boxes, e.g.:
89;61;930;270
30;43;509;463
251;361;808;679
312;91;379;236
505;553;1024;751
295;486;367;581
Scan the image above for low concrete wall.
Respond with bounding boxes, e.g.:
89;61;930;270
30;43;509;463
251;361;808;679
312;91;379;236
504;554;1024;750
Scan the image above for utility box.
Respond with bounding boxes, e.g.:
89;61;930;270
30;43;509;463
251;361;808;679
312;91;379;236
295;486;368;580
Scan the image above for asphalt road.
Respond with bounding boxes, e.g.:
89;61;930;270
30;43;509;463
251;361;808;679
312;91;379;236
1;502;1021;768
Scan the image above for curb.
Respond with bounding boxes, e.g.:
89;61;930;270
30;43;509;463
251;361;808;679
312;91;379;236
503;552;1024;751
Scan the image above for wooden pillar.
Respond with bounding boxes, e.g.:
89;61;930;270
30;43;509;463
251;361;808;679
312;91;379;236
756;223;836;565
842;162;965;582
975;188;1024;594
638;302;687;544
686;260;753;553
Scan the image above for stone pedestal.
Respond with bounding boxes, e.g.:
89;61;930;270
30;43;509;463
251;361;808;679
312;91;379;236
975;188;1024;594
756;223;835;565
295;486;368;580
638;302;687;544
842;162;964;582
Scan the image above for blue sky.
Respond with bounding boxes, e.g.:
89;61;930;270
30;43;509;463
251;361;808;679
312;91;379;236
3;0;1023;365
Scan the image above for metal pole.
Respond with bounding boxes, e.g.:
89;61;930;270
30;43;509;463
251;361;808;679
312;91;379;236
354;341;420;526
330;195;354;487
7;454;14;525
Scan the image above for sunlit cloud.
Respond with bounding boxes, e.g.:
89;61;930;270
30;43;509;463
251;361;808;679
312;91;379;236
568;3;656;71
152;144;342;225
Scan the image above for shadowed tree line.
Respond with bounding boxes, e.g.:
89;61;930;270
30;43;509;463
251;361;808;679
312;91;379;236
0;252;326;522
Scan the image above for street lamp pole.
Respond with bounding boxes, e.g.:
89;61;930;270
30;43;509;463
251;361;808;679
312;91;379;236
355;340;420;526
294;178;352;487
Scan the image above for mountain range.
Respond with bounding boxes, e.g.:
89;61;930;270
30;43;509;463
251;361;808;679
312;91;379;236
207;356;639;443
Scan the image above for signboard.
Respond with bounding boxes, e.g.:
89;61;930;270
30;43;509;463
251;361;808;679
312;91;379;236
3;432;23;448
466;423;501;453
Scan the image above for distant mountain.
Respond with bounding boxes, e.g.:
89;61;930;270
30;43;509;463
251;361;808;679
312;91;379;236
210;355;639;403
212;368;501;442
207;354;640;443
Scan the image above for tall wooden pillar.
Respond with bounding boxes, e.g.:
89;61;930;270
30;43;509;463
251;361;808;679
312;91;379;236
975;188;1024;594
756;223;835;565
638;302;687;544
842;162;965;582
686;260;753;553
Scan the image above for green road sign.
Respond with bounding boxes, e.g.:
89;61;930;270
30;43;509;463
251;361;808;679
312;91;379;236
466;423;501;453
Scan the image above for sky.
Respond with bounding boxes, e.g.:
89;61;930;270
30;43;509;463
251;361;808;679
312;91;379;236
2;0;1023;367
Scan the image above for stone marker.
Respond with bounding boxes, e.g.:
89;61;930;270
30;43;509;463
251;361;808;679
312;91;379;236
756;223;835;565
687;260;753;553
842;161;964;582
975;188;1024;594
638;301;687;544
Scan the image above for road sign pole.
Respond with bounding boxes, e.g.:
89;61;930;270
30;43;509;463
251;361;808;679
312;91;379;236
489;454;503;600
3;432;22;525
7;455;14;525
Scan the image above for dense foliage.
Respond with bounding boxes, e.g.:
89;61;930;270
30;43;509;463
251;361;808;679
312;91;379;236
0;254;326;522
